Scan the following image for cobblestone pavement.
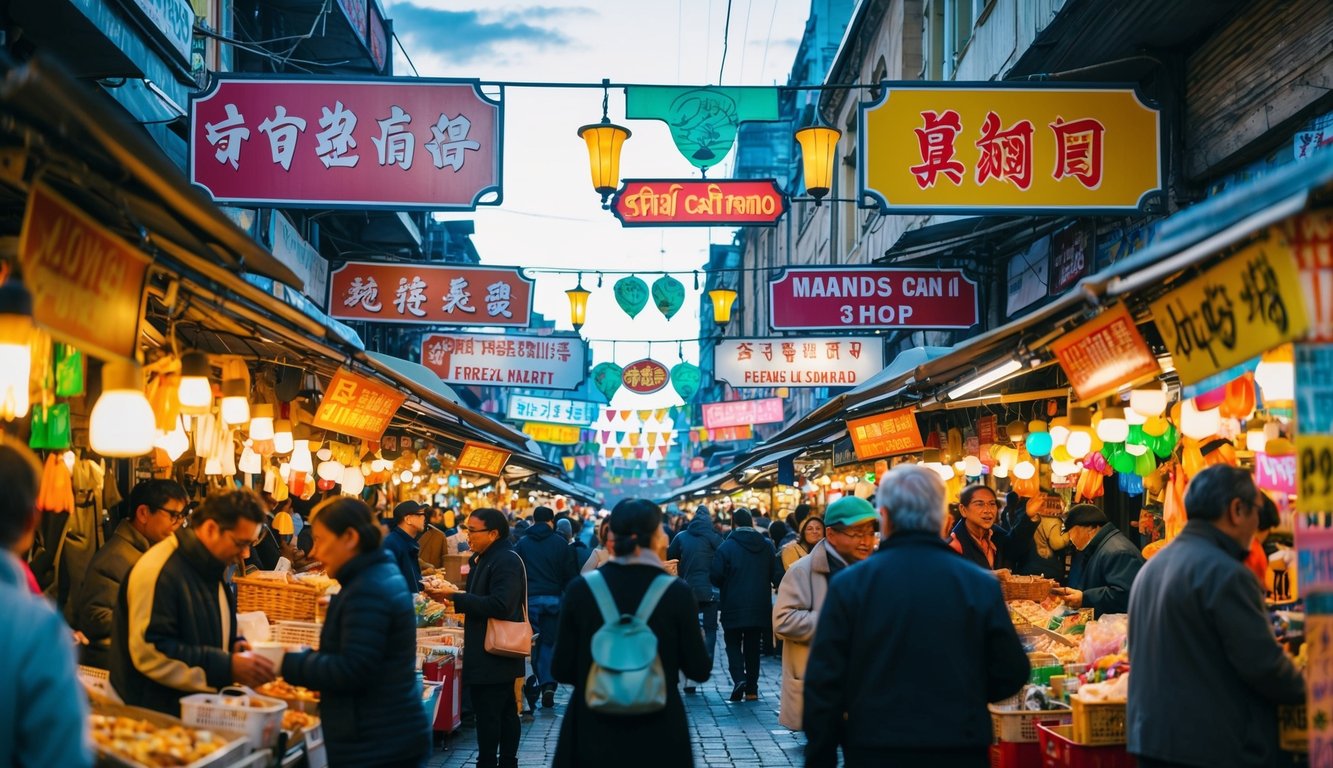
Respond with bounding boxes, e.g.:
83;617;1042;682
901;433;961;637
426;653;805;767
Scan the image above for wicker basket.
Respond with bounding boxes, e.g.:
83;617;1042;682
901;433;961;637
235;577;320;622
271;621;323;650
1070;695;1126;745
1001;576;1057;602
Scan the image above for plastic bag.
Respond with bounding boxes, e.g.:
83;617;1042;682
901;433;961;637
1079;614;1129;665
29;403;71;450
54;344;84;398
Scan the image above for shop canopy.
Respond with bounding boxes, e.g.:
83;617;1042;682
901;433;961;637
660;465;741;505
522;474;604;507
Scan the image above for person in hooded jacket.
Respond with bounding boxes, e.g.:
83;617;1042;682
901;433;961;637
513;505;579;707
1054;504;1144;617
709;508;780;702
668;505;724;693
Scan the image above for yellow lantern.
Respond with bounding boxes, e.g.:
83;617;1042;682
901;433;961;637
794;123;840;204
0;275;34;421
708;288;738;325
578;89;631;208
566;278;591;332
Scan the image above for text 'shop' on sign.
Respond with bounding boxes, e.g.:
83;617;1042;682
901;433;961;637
858;85;1161;214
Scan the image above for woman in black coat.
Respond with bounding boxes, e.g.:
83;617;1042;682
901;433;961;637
551;498;711;768
281;498;429;768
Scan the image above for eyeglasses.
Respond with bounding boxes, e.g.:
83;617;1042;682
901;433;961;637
968;500;1000;510
465;525;492;535
225;531;263;551
830;526;877;540
155;506;188;523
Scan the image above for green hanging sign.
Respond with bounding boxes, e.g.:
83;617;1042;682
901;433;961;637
592;362;624;401
670;362;703;402
614;276;649;318
652;275;685;320
624;86;780;170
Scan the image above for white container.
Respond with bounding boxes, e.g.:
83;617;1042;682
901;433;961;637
249;642;289;670
181;687;287;751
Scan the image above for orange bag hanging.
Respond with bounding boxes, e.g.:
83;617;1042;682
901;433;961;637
1162;466;1187;541
36;453;76;514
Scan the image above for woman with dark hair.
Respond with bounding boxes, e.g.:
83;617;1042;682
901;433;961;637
280;498;429;767
424;507;526;768
1244;494;1282;588
551;499;711;768
781;516;825;570
580;517;613;573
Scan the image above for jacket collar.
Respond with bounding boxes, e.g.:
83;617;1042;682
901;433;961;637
881;528;952;553
336;548;392;585
1083;524;1118;557
388;526;421;550
610;549;667;571
115;519;152;553
809;539;836;575
175;526;227;582
473;538;514;566
1180;519;1250;561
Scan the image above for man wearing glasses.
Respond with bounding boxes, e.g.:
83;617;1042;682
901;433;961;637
947;484;1037;571
1128;464;1305;768
113;489;276;714
69;480;188;669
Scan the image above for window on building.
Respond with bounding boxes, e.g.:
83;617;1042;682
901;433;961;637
922;0;977;80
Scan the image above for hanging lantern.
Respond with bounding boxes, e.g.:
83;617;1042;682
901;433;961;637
1048;417;1071;448
793;123;840;204
154;415;191;463
177;351;213;415
90;361;156;458
670;362;703;401
613;276;649;318
708;288;738;325
238;443;262;475
1026;420;1052;458
1254;346;1295;406
0;275;34;421
651;275;686;320
1246;425;1267;453
273;419;294;454
963;455;984;476
578;97;631;207
1219;373;1257;419
566;278;591;332
1179;398;1222;440
317;460;345;482
1006;420;1027;442
1013;459;1037;480
290;439;314;474
249;403;275;441
220;377;250;426
1066;407;1094;459
340;465;365;495
1130;385;1168;417
1096;407;1129;443
1051;459;1080;477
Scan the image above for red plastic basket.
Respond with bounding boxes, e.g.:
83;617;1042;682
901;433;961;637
991;740;1041;768
1037;724;1133;768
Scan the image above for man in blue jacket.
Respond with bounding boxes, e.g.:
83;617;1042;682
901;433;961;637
383;501;425;592
514;505;578;708
710;507;780;702
1053;504;1144;616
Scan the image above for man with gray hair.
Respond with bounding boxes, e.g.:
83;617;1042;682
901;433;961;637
802;464;1029;767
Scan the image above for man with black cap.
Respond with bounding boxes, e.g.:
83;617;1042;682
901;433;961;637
513;505;579;708
1052;503;1144;616
384;501;425;592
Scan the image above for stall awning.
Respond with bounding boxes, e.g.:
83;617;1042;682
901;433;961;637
526;474;603;507
878;216;1045;264
661;466;738;504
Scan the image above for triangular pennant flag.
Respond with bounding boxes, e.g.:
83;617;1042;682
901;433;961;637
562;457;576;472
655;408;668;422
619;410;633;421
620;447;633;459
635;448;645;460
628;433;641;446
577;456;591;469
604;447;615;458
647;433;659;448
600;430;611;443
605;409;616;422
637;410;652;421
615;431;626;443
659;445;669;457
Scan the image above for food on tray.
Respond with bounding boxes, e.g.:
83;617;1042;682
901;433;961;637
421;574;460;593
1009;600;1052;627
91;714;226;767
293;572;338;593
257;678;320;702
414;593;450;627
281;710;318;732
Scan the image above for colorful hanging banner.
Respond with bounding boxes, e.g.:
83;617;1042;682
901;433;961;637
624;86;780;169
1051;304;1161;403
1288;207;1333;342
709;425;753;442
859;84;1162;214
311;368;407;441
456;442;511;476
847;407;925;460
522;422;581;445
768;267;978;330
702;398;785;429
562;457;577;472
1150;227;1308;387
330;262;533;326
610;179;786;227
507;395;600;426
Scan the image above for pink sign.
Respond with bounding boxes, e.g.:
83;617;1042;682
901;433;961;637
702;398;785;430
769;267;978;330
190;77;501;210
1255;452;1297;495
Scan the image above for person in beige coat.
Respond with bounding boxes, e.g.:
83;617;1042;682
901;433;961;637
771;497;877;731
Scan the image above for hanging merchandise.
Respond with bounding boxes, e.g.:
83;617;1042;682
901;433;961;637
29;402;71;451
54;343;84;398
592;362;624;401
614;276;650;318
37;452;75;514
670;362;702;401
651;275;686;320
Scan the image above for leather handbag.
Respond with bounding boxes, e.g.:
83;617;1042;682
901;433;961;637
484;552;533;658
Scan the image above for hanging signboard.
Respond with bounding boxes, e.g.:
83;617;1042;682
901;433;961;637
714;337;884;388
311;368;407;441
610;179;787;227
125;0;194;64
709;425;753;442
522;422;582;445
1050;304;1161;403
507;395;599;426
847;407;925;460
768;267;978;330
17;183;150;362
421;333;587;390
267;211;329;306
190;77;502;210
329;262;532;327
1150;227;1308;387
1255;452;1297;496
621;359;670;394
831;435;858;467
624;86;780;170
1297;345;1333;435
1288;207;1333;342
702;398;785;429
456;442;511;476
1048;225;1092;296
859;84;1162;214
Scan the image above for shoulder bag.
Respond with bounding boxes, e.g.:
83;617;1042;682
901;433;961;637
484;551;533;658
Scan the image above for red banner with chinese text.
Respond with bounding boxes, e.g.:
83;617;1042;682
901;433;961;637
311;368;407;441
329;262;532;326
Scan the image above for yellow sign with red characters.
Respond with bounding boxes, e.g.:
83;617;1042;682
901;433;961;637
311;368;407;441
859;85;1161;214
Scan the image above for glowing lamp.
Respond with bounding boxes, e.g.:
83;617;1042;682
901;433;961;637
1096;407;1129;443
0;276;34;421
272;420;294;454
290;439;314;474
1254;347;1295;405
566;279;591;332
1013;460;1037;480
177;352;212;415
1130;386;1168;418
90;361;156;458
1179;399;1222;440
219;377;250;425
578;117;631;206
317;460;344;482
341;465;365;495
794;124;840;204
708;288;738;325
249;403;274;441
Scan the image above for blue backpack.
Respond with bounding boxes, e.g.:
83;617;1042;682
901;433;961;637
582;570;675;715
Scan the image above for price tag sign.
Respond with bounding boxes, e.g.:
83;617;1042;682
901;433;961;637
1297;435;1333;513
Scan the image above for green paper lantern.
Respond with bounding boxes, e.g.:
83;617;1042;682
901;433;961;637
1126;425;1147;446
651;275;686;320
670;363;703;401
1110;451;1137;475
1151;424;1178;459
592;362;624;401
1134;451;1157;477
614;277;649;318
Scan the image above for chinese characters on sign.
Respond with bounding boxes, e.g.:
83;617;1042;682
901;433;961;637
713;337;885;388
190;78;502;209
421;333;587;390
621;359;670;394
701;398;785;430
18;183;150;362
610;180;787;227
768;267;978;330
1286;208;1333;342
859;86;1161;213
1050;304;1161;403
847;407;924;461
329;263;532;327
522;422;582;445
1149;227;1308;387
1048;225;1092;296
506;395;599;426
455;442;510;476
310;368;407;441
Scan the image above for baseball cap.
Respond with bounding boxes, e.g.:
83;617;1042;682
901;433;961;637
1062;503;1108;532
824;496;878;528
393;500;423;524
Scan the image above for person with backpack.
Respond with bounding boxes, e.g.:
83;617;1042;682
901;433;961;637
550;498;711;768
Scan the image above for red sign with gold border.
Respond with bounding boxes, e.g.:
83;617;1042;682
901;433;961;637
610;179;787;227
621;359;669;394
456;442;511;476
330;262;532;326
311;368;407;441
1051;304;1160;403
847;407;924;460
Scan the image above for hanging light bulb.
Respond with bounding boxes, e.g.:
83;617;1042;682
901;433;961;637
1051;459;1080;477
279;461;291;481
272;419;294;454
238;443;262;475
90;361;156;458
1247;426;1268;453
992;464;1010;479
341;465;365;495
154;415;191;462
0;275;34;421
1013;460;1037;480
220;377;250;425
1096;407;1129;443
963;455;984;476
177;352;212;415
1179;398;1222;440
317;460;345;482
1066;431;1093;459
372;458;390;473
1049;417;1071;448
1130;385;1168;418
204;456;223;476
1124;407;1147;426
1026;420;1052;458
412;460;422;473
1006;420;1026;442
1254;346;1295;405
290;439;314;474
317;443;333;462
249;403;275;441
62;450;76;473
400;469;414;483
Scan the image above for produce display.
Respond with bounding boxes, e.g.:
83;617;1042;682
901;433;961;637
293;572;338;594
421;574;460;593
256;679;320;703
414;593;450;628
90;714;227;767
281;710;318;732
